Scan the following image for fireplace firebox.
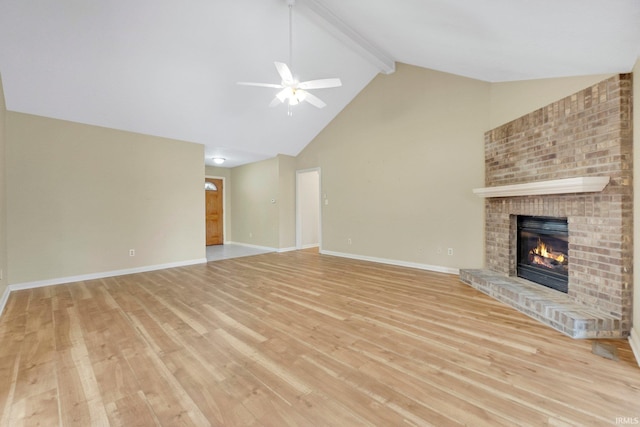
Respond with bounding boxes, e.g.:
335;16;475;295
517;216;569;293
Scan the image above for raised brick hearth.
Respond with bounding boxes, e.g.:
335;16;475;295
461;74;633;339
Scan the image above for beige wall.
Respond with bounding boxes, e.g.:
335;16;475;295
0;74;7;299
230;157;280;248
632;57;640;363
292;64;621;272
205;165;232;242
205;165;231;180
489;73;614;128
297;64;490;269
228;155;296;250
278;155;297;250
6;113;205;284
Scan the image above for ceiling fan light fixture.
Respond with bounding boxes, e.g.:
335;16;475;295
287;88;306;105
236;0;341;113
277;87;292;102
212;157;225;165
293;89;306;103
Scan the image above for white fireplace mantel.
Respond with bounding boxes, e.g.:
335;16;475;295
472;176;610;198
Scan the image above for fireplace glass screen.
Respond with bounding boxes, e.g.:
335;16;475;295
517;216;569;293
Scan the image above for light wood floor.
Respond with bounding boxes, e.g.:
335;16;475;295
0;250;638;426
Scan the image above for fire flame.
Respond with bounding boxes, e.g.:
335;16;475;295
531;238;565;263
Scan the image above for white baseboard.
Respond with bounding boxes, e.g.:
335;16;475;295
629;327;640;368
300;244;320;250
320;250;460;275
0;286;10;319
278;247;298;253
225;241;277;252
8;258;207;292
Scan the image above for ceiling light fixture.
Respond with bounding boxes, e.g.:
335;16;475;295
212;157;225;165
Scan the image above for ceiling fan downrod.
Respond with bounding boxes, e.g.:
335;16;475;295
288;0;294;71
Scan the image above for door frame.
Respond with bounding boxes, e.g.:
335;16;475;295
295;167;322;250
205;175;227;244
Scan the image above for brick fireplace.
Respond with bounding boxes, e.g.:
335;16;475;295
461;74;633;339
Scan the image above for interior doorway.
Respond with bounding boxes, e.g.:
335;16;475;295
205;177;224;246
296;169;321;249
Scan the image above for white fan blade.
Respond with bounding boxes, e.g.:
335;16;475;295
275;62;294;84
237;82;283;89
269;97;282;108
302;91;326;109
298;78;342;90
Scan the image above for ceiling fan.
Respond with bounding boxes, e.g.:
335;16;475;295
237;0;342;114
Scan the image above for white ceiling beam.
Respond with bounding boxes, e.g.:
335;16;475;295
296;0;396;74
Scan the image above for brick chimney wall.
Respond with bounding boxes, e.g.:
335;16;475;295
484;74;633;333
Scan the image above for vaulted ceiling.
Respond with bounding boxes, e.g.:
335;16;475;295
1;0;639;167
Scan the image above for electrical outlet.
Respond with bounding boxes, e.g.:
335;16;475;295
447;248;454;256
129;249;135;257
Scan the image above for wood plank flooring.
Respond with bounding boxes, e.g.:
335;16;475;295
0;250;639;426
